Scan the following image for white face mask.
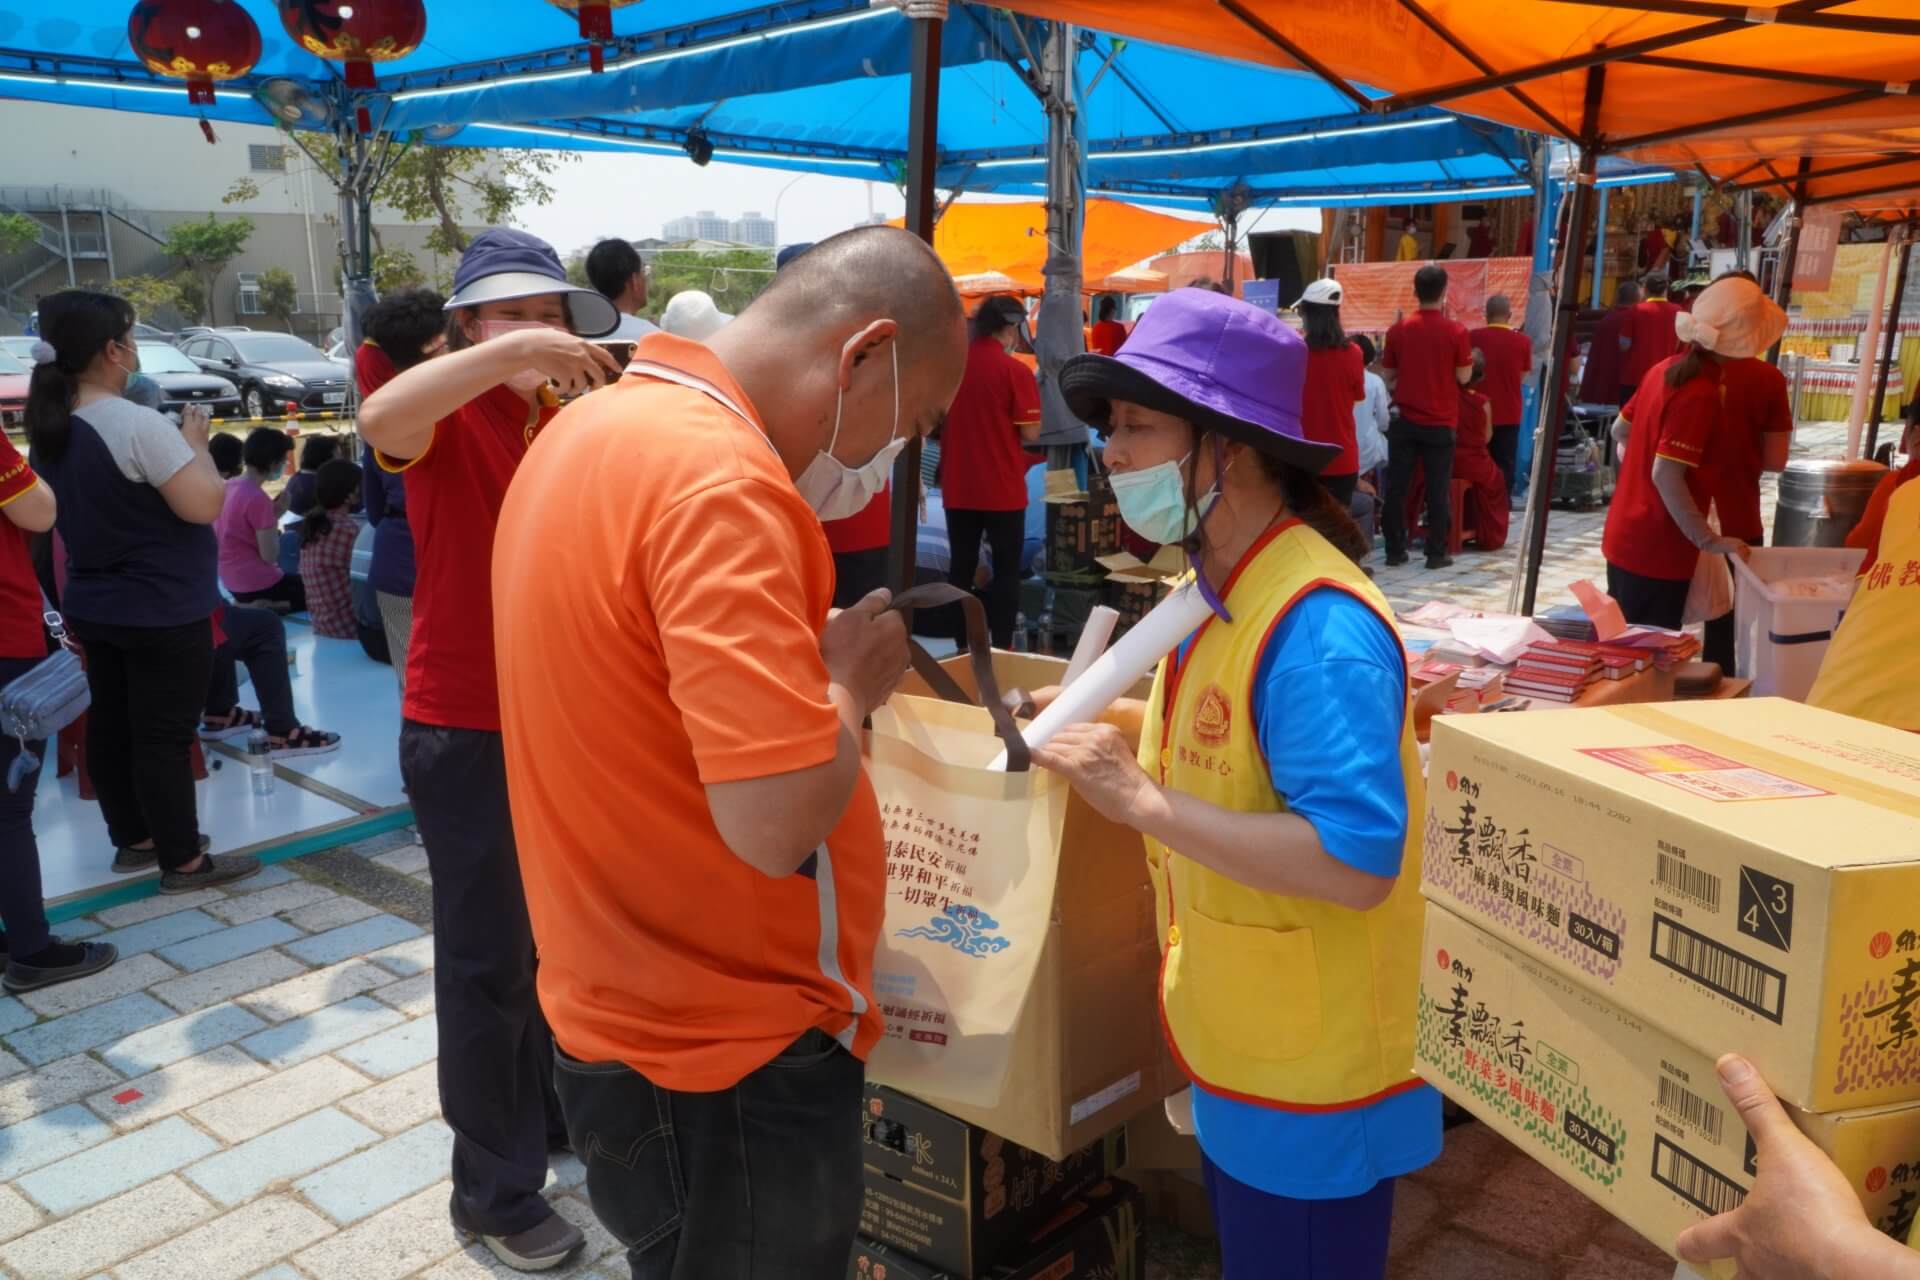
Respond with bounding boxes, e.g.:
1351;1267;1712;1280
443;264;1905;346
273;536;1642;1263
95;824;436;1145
796;340;905;521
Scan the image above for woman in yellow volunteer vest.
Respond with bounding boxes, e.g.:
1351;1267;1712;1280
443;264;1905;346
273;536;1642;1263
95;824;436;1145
1036;289;1438;1278
1807;452;1920;731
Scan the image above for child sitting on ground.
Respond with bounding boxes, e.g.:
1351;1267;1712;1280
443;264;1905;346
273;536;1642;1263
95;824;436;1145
298;459;363;639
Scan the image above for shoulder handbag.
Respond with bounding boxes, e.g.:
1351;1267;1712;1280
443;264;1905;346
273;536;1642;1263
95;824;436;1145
0;589;91;790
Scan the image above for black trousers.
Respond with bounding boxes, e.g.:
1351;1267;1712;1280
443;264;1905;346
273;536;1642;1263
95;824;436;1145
1384;420;1457;561
71;617;212;870
830;547;889;611
206;604;295;737
1489;424;1521;497
399;721;562;1236
1320;472;1359;508
944;507;1026;650
1606;562;1691;632
233;574;307;614
555;1028;864;1280
0;655;49;958
1701;538;1764;674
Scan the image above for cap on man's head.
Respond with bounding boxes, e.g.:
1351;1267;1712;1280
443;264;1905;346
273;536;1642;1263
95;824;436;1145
775;242;814;273
444;229;619;337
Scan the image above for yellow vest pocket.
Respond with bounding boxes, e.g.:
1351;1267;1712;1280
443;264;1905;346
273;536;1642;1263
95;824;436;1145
1177;910;1322;1064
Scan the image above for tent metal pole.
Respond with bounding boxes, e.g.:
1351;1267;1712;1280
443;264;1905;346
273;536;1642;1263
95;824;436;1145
1591;187;1609;309
889;2;945;596
1732;152;1920;195
1215;0;1372;112
1520;65;1605;618
1554;0;1920;38
1606;85;1893;153
1865;231;1912;459
1767;157;1812;367
1389;0;1574;139
1805;176;1920;208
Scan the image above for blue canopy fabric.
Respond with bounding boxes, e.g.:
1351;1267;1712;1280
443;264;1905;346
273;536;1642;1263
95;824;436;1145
0;0;1546;211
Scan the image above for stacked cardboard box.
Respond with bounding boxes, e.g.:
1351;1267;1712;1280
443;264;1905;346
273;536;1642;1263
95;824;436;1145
1418;698;1920;1261
1044;472;1121;577
858;1083;1133;1277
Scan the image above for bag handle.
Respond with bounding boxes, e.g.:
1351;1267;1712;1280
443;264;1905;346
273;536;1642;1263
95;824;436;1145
886;583;1031;773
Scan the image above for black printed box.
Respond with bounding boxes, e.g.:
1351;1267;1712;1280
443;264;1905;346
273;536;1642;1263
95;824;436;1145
1422;698;1920;1110
859;1084;1128;1276
1417;902;1920;1260
847;1178;1143;1280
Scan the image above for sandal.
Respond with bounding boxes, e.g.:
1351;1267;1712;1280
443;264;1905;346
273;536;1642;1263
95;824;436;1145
269;726;342;759
199;706;263;742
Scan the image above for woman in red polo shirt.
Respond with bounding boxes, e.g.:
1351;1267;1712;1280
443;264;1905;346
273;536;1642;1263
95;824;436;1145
358;230;621;1274
1294;279;1366;508
941;295;1042;649
1602;277;1786;628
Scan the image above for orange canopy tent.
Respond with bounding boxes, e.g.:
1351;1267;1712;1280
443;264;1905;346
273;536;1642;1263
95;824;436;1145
993;2;1920;216
897;198;1212;293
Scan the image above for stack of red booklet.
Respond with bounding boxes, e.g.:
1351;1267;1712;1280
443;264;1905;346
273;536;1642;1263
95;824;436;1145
1504;641;1604;703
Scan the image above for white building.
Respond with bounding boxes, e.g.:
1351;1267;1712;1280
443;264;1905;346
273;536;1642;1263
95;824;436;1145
1;101;467;338
662;210;732;241
730;211;776;246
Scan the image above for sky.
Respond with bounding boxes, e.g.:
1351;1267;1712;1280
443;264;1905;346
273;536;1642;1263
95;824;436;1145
513;148;1321;260
515;150;911;257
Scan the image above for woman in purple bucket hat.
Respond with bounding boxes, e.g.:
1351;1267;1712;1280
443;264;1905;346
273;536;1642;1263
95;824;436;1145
1031;289;1439;1279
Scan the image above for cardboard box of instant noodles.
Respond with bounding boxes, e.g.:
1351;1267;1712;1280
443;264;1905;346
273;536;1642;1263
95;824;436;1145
1421;698;1920;1111
1417;902;1920;1258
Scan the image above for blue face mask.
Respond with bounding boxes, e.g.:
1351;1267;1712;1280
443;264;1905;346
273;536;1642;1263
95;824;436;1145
1109;452;1221;545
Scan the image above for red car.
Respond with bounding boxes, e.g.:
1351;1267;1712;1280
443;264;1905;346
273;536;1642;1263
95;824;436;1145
0;346;30;435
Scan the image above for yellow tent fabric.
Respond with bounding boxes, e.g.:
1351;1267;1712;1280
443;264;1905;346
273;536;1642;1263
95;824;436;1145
899;198;1211;293
996;2;1920;213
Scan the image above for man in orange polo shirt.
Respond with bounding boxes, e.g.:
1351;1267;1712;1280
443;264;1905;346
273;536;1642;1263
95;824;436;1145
495;227;966;1279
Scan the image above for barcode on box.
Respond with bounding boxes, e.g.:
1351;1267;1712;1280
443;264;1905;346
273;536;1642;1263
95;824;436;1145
1650;914;1787;1023
1656;852;1721;912
1652;1136;1746;1217
1657;1075;1726;1144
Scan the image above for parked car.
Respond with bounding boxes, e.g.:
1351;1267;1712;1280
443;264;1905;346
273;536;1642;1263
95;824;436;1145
0;346;28;431
0;337;36;363
136;341;241;419
180;330;351;417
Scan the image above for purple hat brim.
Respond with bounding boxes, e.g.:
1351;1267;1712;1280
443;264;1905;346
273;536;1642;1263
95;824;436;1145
1059;351;1340;476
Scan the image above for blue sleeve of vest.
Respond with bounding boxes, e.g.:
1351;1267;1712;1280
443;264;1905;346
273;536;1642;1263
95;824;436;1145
1252;588;1409;880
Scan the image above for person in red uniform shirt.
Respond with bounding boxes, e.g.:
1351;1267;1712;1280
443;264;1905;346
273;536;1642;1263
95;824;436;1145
1578;280;1639;407
1090;296;1128;357
942;295;1042;648
1469;293;1533;497
1701;340;1792;671
1620;273;1682;404
1849;404;1920;574
1382;265;1474;570
358;230;623;1274
1293;278;1367;507
1603;276;1786;628
1450;351;1510;551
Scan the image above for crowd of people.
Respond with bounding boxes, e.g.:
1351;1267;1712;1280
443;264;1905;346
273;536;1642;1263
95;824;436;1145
0;206;1907;1280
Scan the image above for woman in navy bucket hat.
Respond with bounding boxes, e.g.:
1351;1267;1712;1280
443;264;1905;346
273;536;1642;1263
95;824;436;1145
1037;289;1440;1280
358;230;620;1273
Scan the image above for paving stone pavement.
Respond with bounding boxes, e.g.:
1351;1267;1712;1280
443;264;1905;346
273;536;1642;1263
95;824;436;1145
13;427;1861;1278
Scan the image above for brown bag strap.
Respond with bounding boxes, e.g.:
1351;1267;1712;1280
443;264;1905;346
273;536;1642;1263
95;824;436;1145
887;584;1031;773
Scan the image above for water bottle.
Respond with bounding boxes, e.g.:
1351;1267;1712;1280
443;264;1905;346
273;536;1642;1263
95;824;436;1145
1036;588;1057;657
247;727;274;796
1011;611;1030;653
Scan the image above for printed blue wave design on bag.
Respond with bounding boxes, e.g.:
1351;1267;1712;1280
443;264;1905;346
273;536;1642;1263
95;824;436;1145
898;904;1013;958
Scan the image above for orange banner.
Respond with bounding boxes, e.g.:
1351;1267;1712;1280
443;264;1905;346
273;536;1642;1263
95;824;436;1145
1330;258;1532;334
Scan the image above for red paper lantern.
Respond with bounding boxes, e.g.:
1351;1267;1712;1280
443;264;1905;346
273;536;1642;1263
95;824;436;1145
548;0;643;41
276;0;426;91
548;0;643;71
127;0;263;106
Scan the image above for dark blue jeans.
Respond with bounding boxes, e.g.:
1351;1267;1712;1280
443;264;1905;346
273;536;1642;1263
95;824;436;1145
0;655;49;957
206;604;295;737
554;1029;864;1280
1203;1154;1397;1280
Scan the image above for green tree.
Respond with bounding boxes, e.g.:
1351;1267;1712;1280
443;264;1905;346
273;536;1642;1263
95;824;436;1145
162;215;254;325
372;247;425;293
0;212;43;259
643;249;776;321
565;249;591;289
109;275;188;325
374;147;570;256
258;267;300;332
172;276;209;326
222;177;261;205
